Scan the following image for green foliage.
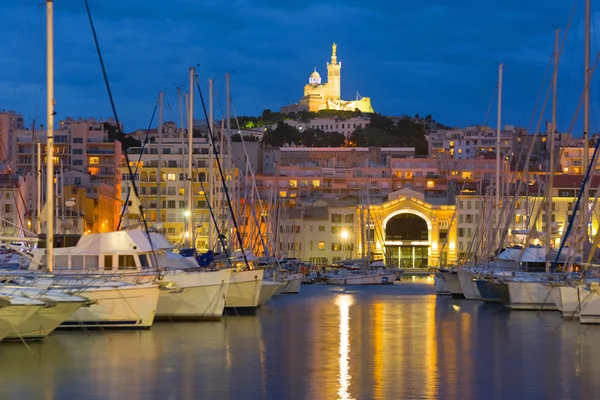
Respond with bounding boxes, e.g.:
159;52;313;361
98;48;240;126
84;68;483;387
261;122;302;147
349;115;428;155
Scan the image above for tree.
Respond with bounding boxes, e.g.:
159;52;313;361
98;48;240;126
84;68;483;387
260;122;301;147
315;131;346;147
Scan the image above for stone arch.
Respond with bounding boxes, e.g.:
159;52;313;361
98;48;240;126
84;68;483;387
382;209;432;244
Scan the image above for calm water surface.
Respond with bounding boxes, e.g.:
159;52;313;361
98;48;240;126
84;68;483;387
2;277;600;400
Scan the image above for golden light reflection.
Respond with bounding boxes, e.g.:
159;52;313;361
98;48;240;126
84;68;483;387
336;294;355;400
372;302;384;399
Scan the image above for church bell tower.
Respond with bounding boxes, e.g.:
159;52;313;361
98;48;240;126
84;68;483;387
326;43;341;101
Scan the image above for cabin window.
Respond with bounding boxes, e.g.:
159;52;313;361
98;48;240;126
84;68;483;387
55;255;69;270
118;255;136;270
104;255;113;271
72;255;84;270
139;254;150;268
85;256;98;270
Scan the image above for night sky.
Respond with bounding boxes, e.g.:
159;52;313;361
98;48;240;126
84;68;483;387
1;1;599;134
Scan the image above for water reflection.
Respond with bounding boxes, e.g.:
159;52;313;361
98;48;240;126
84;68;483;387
3;280;600;399
335;294;354;400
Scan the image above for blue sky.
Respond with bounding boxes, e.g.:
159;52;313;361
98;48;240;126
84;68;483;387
1;0;600;134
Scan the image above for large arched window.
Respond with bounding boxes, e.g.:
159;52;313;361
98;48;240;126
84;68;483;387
385;213;428;241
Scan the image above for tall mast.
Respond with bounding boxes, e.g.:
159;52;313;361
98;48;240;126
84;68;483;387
208;78;214;251
583;0;591;244
46;0;54;272
495;63;503;253
188;68;195;248
225;73;232;247
546;29;559;273
37;141;42;234
157;91;163;224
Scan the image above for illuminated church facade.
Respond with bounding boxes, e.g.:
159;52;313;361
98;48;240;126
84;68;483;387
280;44;375;114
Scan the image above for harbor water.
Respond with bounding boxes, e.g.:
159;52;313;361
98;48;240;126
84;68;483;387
2;277;600;399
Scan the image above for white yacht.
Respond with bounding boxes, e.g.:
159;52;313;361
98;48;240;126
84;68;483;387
0;286;87;339
323;269;396;285
0;295;45;341
30;229;232;320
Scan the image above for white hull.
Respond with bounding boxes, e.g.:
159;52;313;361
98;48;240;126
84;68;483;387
156;269;231;320
558;285;581;318
7;301;85;340
435;270;463;297
61;283;160;329
458;270;481;300
325;272;396;285
258;281;284;307
225;270;264;310
579;286;600;324
507;281;558;311
0;305;43;341
280;273;303;294
434;275;450;295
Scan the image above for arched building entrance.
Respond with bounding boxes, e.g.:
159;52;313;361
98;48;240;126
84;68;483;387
384;212;430;269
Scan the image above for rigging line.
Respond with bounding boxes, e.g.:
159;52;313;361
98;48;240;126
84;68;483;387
560;1;580;127
528;54;553;132
482;85;498;127
195;76;251;268
116;103;158;230
83;0;157;258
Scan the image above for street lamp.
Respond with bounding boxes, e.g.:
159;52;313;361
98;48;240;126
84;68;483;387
339;228;351;259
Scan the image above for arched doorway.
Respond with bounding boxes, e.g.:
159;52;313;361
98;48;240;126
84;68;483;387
384;213;429;269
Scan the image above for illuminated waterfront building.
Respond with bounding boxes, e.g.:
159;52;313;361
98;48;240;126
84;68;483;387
280;43;374;114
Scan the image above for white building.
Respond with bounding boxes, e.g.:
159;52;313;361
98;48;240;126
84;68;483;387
274;116;370;137
427;125;522;160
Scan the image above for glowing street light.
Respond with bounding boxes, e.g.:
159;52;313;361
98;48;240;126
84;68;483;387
340;229;350;240
183;210;191;218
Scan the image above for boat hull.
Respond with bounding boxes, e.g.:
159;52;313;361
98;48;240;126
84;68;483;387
435;270;463;298
475;279;503;303
258;281;284;307
0;305;43;341
155;269;231;320
507;281;558;311
225;270;264;312
458;270;481;300
324;272;396;285
280;273;303;294
59;283;160;329
6;301;86;340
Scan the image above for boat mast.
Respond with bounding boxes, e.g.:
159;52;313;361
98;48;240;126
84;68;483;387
495;63;503;253
546;29;559;273
208;78;214;251
187;67;195;248
46;0;54;272
225;73;232;248
157;91;163;225
37;141;41;234
582;0;591;245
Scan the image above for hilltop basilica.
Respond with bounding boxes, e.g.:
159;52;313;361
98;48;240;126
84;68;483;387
280;43;374;114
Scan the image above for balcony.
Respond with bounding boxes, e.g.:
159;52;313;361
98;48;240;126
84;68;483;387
87;148;115;155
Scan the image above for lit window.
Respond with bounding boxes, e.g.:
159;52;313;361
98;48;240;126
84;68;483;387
279;191;287;197
129;161;144;167
461;172;472;179
458;149;462;154
88;157;99;165
167;174;176;181
312;180;320;188
88;167;99;175
405;172;413;179
289;179;298;188
179;188;185;195
318;241;325;250
426;181;434;189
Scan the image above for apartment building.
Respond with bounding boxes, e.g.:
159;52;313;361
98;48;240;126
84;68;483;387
0;110;25;163
427;125;523;160
119;124;222;250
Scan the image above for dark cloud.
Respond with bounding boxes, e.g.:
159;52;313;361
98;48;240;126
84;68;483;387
0;0;597;133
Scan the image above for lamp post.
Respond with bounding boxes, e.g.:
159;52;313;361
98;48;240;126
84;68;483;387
340;228;351;259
